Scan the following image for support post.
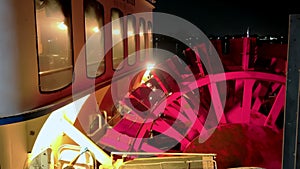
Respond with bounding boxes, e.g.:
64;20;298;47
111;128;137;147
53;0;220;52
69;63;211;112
282;14;300;169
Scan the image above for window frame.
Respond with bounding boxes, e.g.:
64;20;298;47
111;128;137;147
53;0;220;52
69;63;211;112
139;18;146;62
126;15;137;66
35;0;74;92
84;0;106;78
111;8;125;70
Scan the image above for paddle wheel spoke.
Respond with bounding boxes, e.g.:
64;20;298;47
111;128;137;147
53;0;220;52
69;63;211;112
264;85;285;129
164;107;189;123
208;81;227;124
241;79;255;123
179;96;195;119
252;82;269;111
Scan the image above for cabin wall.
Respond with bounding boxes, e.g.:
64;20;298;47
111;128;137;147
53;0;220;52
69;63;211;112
0;122;27;169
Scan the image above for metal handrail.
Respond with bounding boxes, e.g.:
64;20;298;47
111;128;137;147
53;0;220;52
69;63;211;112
39;65;73;76
111;152;217;157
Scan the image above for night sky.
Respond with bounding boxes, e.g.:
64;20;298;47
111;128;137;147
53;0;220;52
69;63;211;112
153;0;300;37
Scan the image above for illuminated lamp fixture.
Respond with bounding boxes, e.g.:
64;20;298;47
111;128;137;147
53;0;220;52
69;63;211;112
92;27;99;33
57;22;67;30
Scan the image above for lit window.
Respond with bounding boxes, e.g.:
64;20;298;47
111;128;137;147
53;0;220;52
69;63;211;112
139;18;146;61
148;21;153;58
111;9;124;70
85;0;105;77
127;15;136;65
35;0;73;92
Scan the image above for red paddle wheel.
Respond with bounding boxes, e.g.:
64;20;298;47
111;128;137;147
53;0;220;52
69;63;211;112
94;37;287;169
